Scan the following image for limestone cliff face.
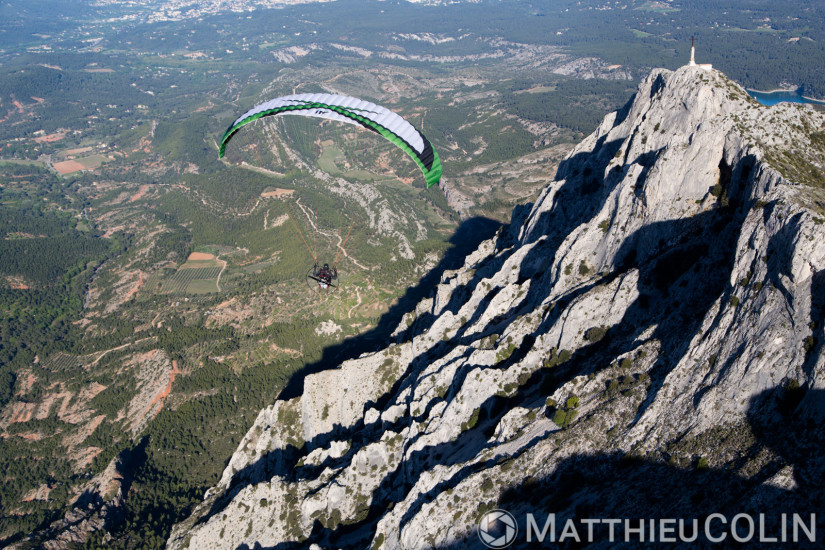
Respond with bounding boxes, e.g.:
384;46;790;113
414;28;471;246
168;66;825;549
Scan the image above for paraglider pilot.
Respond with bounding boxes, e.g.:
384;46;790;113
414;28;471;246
313;263;337;292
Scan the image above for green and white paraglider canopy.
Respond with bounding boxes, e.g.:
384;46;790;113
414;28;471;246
218;93;442;188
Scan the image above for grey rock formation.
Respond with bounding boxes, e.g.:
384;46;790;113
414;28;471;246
168;65;825;549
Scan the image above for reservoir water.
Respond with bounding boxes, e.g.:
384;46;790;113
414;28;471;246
747;89;825;107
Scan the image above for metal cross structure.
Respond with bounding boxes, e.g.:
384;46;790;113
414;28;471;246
691;36;696;48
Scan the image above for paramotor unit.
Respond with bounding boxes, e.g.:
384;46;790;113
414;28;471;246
306;262;338;294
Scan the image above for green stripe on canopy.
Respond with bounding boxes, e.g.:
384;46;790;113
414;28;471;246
219;95;442;188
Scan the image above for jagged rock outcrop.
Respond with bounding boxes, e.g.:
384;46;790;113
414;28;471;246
168;66;825;549
9;447;135;549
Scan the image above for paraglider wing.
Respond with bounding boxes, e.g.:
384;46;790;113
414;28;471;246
218;93;442;188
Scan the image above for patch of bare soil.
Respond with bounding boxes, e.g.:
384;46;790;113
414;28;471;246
59;383;107;424
269;213;289;228
1;389;74;429
53;159;86;175
22;484;52;502
123;349;173;435
102;224;126;238
72;446;103;470
38;392;72;420
122;271;144;301
206;296;256;328
34;130;67;143
3;402;36;425
0;430;45;441
14;370;37;397
261;188;294;199
103;269;145;314
187;252;215;261
0;381;108;469
193;98;213;112
144;360;181;419
62;414;106;452
4;276;31;290
129;184;150;202
132;122;155;154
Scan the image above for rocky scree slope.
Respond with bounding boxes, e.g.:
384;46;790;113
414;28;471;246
167;66;825;549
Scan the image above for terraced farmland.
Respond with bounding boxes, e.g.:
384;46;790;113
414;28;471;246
156;266;223;294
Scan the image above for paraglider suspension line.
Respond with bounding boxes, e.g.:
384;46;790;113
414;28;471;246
286;203;317;263
313;207;320;262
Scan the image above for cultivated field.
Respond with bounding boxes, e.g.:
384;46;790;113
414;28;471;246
53;154;109;175
151;253;226;294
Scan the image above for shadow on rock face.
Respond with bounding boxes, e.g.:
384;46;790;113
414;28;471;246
438;386;825;549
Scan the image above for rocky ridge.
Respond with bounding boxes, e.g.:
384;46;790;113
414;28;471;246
167;65;825;548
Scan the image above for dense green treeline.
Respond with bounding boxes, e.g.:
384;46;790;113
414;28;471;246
152;115;225;171
0;286;81;372
156;318;238;360
0;205;76;238
0;236;110;286
502;78;637;134
0;199;116;287
89;381;139;419
0;244;123;404
0;417;76;543
419;185;451;214
0;162;55;184
78;318;140;355
0;58;150;109
0;196;125;410
421;98;537;168
0;64;150;135
187;167;274;208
